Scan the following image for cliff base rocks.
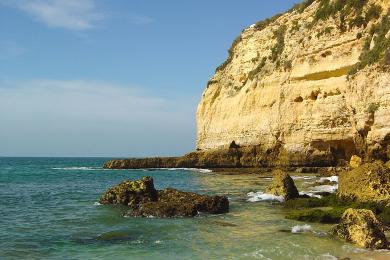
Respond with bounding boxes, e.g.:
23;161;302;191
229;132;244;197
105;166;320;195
331;208;389;249
338;161;390;204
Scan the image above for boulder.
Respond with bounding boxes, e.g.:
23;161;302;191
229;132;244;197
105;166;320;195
99;176;158;207
331;208;388;249
338;161;390;203
100;177;229;218
349;155;362;169
128;188;229;218
266;170;299;200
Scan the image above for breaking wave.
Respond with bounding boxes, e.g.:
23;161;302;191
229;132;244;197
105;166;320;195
52;166;104;171
291;224;312;234
247;191;284;202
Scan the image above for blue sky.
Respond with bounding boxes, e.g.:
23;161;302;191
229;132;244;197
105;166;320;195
0;0;298;157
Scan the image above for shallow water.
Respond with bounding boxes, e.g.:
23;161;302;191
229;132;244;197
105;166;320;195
0;157;389;259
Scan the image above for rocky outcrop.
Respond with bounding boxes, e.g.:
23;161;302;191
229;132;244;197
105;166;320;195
196;0;390;166
128;188;229;218
266;170;299;200
349;155;362;168
331;208;389;249
100;177;229;217
338;161;390;203
99;177;158;207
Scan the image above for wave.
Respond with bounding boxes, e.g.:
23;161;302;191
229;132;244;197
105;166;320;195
247;191;284;202
93;202;102;206
52;166;104;171
319;175;338;183
291;224;312;234
311;184;338;193
157;168;213;173
291;176;317;180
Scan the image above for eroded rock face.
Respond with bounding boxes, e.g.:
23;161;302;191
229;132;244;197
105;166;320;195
196;0;390;166
349;155;362;169
331;208;388;249
100;177;229;218
99;177;158;207
338;161;390;203
266;170;299;200
128;188;229;218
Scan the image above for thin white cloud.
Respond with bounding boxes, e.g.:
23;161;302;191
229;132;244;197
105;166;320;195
1;0;154;30
0;79;196;156
1;0;104;30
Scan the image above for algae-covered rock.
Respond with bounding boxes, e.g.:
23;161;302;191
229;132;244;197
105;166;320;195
99;176;158;207
338;161;390;204
349;155;362;169
100;177;229;218
266;170;299;201
128;188;229;218
331;208;388;249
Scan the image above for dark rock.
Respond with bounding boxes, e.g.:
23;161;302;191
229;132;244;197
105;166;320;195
99;176;158;207
100;177;229;218
331;208;389;249
128;188;229;218
266;170;299;200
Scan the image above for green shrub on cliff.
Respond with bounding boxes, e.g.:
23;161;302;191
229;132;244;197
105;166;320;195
349;8;390;74
271;25;287;64
216;35;242;72
314;0;368;22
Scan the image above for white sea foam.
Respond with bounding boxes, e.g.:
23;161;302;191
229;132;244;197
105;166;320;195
319;253;338;260
52;166;103;171
158;168;212;173
291;224;312;234
93;202;102;206
154;240;163;244
299;192;322;199
292;176;317;180
247;191;284;202
311;184;338;193
319;176;338;183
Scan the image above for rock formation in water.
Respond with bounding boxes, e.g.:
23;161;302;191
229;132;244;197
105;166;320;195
196;0;390;166
99;177;229;218
331;208;389;249
338;160;390;203
265;170;300;200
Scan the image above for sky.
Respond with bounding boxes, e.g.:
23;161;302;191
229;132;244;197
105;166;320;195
0;0;299;157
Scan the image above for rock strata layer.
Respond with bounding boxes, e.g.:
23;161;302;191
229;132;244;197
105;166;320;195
99;177;229;218
196;0;390;166
331;208;389;249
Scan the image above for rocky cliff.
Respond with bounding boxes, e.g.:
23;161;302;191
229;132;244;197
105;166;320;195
196;0;390;166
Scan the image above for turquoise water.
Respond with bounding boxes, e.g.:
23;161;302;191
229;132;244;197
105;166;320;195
1;158;389;259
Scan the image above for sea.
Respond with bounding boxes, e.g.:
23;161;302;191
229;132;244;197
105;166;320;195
1;157;389;260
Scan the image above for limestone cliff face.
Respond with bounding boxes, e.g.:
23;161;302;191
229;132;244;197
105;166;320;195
197;0;390;165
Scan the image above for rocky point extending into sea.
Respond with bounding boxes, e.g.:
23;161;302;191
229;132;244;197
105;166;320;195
102;0;390;250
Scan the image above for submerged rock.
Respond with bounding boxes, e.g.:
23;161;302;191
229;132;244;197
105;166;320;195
331;208;389;249
100;177;229;218
265;170;299;201
99;177;158;207
128;188;229;218
338;161;390;204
